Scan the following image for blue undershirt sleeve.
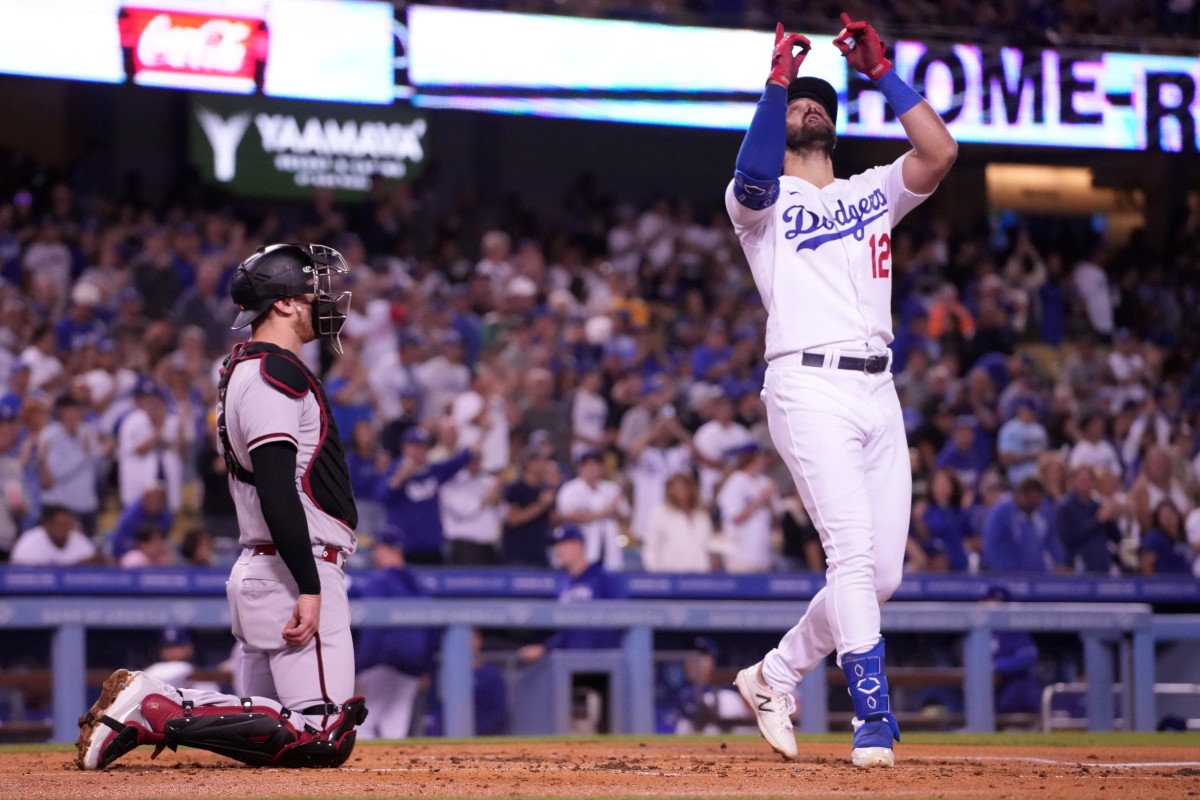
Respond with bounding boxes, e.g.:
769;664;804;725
732;83;787;210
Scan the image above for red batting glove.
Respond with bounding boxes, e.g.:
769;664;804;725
768;22;811;88
833;12;893;79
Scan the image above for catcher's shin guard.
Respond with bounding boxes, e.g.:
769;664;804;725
274;696;368;768
159;695;368;768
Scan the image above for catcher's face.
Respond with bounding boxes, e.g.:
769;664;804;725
785;98;836;155
287;291;318;344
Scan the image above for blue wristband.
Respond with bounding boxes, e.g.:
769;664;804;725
875;70;922;116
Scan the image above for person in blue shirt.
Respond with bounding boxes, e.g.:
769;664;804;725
55;283;108;354
515;524;627;734
981;585;1042;714
105;482;171;560
920;468;972;571
690;320;733;384
982;477;1064;573
935;415;990;491
1139;500;1194;575
350;526;437;739
1056;465;1120;575
501;446;557;568
345;419;387;541
996;397;1049;486
423;628;509;738
374;427;470;565
517;525;627;661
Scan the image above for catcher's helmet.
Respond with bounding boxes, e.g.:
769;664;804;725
230;242;352;351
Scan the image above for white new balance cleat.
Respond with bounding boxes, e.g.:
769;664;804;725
734;662;798;760
76;669;160;770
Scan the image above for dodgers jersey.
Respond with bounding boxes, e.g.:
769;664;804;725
222;359;357;554
725;153;931;361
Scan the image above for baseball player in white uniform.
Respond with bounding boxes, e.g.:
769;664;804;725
728;15;957;767
77;243;368;770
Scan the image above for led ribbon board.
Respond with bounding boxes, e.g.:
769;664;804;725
405;5;1200;152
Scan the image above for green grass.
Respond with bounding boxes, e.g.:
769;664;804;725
4;730;1197;755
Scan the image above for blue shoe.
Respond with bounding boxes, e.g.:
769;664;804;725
851;714;899;767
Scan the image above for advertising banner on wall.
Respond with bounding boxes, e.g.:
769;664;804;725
188;93;428;198
0;0;394;104
406;5;1200;153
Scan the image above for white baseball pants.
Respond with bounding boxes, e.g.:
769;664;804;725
758;354;910;693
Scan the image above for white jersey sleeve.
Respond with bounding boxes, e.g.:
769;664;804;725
876;151;934;229
724;179;777;245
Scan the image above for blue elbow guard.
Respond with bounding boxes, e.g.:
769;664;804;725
733;170;779;210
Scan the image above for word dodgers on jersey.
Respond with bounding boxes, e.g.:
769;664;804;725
782;190;889;251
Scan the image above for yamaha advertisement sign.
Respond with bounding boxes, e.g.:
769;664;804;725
188;93;428;198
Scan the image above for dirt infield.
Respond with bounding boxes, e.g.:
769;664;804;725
5;739;1199;799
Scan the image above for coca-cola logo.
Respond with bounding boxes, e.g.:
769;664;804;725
121;7;268;79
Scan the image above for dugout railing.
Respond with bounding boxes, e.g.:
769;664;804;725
0;597;1181;743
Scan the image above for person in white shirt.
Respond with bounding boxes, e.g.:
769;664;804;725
38;394;105;535
1068;412;1123;478
19;325;65;392
451;365;510;473
440;451;503;565
555;449;629;571
10;505;99;566
1071;246;1114;339
626;404;693;545
117;379;184;512
717;442;779;573
642;472;715;572
570;367;609;462
692;390;751;504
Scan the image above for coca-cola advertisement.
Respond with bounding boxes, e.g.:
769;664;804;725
118;4;269;93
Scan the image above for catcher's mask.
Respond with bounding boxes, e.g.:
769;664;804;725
230;242;353;353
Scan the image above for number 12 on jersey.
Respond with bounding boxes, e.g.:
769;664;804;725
869;233;891;279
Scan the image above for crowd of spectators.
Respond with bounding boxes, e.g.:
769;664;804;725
421;1;1200;52
0;143;1199;581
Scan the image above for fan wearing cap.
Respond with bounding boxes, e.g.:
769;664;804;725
349;526;436;739
373;426;472;565
725;14;956;769
516;524;628;664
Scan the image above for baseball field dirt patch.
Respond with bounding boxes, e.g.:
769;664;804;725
4;736;1199;799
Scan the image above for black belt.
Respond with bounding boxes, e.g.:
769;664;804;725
801;351;889;374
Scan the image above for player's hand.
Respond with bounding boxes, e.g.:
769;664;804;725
283;593;321;647
768;22;811;88
833;12;893;79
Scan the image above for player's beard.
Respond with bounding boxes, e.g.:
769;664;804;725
294;299;318;344
786;117;836;157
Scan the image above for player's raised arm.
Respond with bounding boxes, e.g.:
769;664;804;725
731;23;811;211
834;12;956;195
